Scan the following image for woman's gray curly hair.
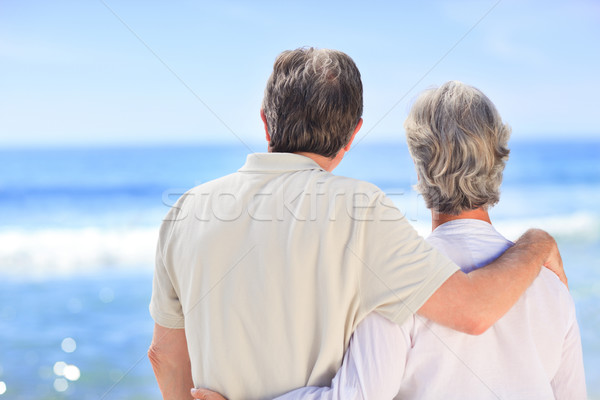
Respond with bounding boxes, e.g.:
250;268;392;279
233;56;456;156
404;81;511;215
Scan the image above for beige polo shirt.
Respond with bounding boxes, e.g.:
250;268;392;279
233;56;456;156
150;152;458;400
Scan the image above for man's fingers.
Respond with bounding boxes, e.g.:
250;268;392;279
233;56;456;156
191;388;227;400
543;237;568;289
546;261;568;288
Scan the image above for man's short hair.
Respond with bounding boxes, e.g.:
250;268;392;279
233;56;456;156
262;47;363;158
404;80;511;215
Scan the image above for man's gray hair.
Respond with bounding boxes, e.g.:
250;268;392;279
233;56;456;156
404;81;511;215
262;47;363;158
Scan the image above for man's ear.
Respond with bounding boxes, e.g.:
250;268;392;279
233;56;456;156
260;109;271;142
343;118;363;151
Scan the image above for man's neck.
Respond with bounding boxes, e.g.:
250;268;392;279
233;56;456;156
431;207;491;231
293;151;343;172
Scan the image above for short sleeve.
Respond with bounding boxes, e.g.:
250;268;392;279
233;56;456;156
355;191;459;326
149;203;186;329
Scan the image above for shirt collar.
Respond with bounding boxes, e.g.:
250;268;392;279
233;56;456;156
432;218;503;239
238;153;325;173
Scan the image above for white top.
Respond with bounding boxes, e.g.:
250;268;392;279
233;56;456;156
277;219;587;400
149;153;458;400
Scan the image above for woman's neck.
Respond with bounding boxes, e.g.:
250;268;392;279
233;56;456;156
431;207;491;231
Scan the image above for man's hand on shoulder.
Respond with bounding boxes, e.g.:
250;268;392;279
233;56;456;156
519;229;567;288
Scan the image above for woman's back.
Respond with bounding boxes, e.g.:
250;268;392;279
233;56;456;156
394;219;585;399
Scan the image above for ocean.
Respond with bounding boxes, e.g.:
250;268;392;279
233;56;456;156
1;141;599;399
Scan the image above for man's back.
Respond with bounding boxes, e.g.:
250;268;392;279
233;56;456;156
150;153;457;399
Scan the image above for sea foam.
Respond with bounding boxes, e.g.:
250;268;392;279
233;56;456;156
0;227;157;279
1;211;597;280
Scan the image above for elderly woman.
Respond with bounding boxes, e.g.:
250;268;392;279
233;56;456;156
192;81;586;400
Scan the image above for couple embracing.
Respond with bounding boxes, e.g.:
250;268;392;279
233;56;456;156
149;48;586;400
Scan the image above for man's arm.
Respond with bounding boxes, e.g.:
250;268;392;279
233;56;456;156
419;228;566;335
148;323;194;400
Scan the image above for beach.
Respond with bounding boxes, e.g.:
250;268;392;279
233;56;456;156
1;141;599;399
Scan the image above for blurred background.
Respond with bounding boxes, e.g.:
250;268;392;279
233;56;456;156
1;1;599;399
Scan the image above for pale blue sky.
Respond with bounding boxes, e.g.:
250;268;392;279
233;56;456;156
1;0;599;148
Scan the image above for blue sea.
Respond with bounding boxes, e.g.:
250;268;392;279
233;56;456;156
1;141;599;399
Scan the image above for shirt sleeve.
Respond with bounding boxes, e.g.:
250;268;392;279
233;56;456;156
355;191;459;326
149;201;187;329
273;313;408;400
551;299;588;399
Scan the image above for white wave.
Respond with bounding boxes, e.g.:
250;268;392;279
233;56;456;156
0;211;597;279
408;211;600;242
0;227;158;279
493;211;600;242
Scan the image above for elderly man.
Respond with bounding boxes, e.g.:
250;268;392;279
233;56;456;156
239;81;584;399
149;49;565;400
